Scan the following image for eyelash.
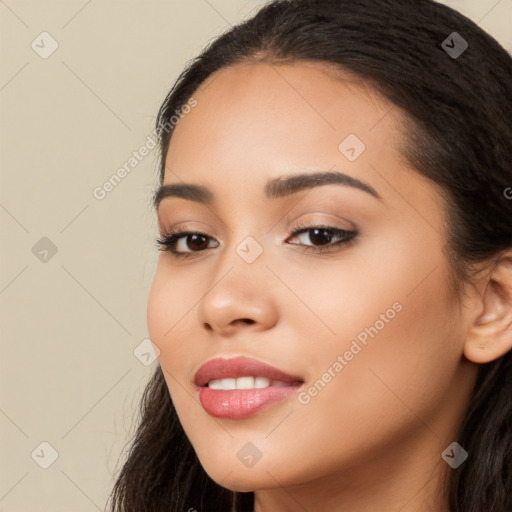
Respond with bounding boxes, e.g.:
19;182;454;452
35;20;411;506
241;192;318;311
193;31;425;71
156;222;358;259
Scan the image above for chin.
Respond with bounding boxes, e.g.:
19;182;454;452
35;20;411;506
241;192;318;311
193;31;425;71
199;460;281;492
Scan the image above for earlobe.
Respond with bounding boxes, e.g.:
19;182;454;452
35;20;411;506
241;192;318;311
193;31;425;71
464;252;512;364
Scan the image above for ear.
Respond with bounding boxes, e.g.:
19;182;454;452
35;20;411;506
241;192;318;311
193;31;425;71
464;251;512;363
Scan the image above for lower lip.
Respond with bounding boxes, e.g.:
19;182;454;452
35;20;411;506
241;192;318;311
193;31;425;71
197;385;300;419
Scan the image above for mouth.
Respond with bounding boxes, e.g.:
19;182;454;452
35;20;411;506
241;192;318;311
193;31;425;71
194;356;304;419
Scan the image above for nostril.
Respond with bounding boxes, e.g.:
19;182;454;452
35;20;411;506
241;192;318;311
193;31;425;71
203;319;255;331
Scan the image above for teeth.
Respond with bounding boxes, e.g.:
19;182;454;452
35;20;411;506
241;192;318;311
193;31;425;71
255;376;270;388
207;376;291;390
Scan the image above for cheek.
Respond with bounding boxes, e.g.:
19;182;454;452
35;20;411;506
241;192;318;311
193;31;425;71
312;238;463;413
146;271;200;429
252;245;463;476
146;265;193;386
147;263;194;349
146;268;171;352
290;265;462;449
147;262;210;395
147;278;218;471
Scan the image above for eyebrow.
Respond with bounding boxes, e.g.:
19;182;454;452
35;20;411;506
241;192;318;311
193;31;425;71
153;170;381;210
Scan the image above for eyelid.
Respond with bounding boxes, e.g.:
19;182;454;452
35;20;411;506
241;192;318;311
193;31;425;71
158;219;217;235
159;212;356;238
287;220;355;236
289;209;356;225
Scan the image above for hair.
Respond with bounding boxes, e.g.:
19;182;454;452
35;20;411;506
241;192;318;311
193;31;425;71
108;1;512;511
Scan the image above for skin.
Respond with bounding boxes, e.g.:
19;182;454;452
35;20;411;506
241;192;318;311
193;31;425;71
147;61;512;512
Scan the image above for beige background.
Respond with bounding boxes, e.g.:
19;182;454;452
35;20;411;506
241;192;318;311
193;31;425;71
0;1;511;510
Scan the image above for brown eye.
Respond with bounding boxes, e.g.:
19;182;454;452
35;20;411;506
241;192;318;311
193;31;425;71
156;230;219;257
306;228;335;246
287;224;357;252
184;234;209;251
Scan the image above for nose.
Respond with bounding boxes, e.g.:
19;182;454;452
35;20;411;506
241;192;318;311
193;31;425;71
196;246;279;337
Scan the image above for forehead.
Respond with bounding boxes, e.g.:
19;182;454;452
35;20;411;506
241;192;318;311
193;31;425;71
158;62;417;220
165;60;404;172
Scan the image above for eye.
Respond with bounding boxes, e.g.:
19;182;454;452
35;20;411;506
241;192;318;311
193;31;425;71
156;222;358;258
156;227;219;258
286;222;357;253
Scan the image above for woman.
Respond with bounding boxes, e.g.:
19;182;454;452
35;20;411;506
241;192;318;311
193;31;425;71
109;1;512;510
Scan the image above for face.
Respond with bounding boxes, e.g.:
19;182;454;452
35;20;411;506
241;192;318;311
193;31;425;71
147;61;478;495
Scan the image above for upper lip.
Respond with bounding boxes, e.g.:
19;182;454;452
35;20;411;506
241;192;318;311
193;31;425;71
193;356;304;387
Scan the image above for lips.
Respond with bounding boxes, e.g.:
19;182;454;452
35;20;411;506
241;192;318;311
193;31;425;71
194;356;304;419
193;356;303;387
